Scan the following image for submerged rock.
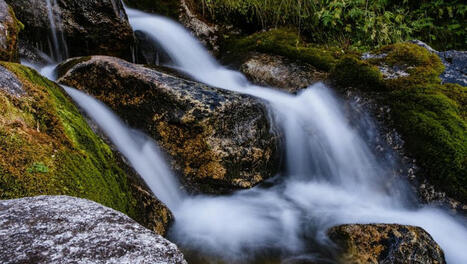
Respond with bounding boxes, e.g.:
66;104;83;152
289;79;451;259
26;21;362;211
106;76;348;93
57;56;281;193
0;0;21;62
328;224;446;264
6;0;134;60
0;62;171;235
0;195;187;264
240;52;327;93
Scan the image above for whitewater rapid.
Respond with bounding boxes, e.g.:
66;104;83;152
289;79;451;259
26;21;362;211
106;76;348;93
125;8;467;263
23;4;467;263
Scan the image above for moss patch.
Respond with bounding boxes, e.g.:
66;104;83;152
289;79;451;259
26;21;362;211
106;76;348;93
331;43;466;202
223;28;340;71
0;62;141;219
0;5;22;62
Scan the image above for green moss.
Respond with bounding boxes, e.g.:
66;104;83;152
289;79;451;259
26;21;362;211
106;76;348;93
56;56;91;78
330;42;466;202
0;6;22;62
123;0;180;18
0;62;140;218
330;55;385;92
224;28;339;71
387;85;466;202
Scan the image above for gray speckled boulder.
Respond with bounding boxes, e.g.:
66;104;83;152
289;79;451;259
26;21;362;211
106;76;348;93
328;224;445;264
0;195;187;264
0;64;24;96
57;56;281;194
6;0;134;60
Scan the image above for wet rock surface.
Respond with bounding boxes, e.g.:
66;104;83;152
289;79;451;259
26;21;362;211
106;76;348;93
0;62;172;235
343;89;467;214
0;64;24;95
57;56;281;193
0;0;20;62
240;52;327;93
0;195;187;264
6;0;134;60
328;224;446;264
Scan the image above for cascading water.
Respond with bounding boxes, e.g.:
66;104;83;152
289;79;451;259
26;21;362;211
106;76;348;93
124;7;467;263
45;0;68;61
64;87;184;210
24;3;467;263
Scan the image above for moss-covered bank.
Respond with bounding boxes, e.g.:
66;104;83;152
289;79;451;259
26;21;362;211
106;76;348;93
223;28;341;71
331;43;466;203
0;63;171;233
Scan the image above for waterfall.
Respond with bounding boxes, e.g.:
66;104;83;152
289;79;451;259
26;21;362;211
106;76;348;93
124;8;467;263
45;0;68;61
64;87;185;210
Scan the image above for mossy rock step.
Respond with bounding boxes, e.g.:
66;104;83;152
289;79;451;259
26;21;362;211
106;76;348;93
0;0;22;62
0;62;172;235
330;42;467;203
223;28;341;72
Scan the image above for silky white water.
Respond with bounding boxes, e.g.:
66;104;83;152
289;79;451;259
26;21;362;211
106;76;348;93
124;8;467;263
45;0;68;61
22;4;467;263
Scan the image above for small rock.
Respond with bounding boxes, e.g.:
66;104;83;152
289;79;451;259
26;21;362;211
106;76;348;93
0;196;187;264
328;224;446;264
0;64;23;95
240;52;327;93
410;40;466;86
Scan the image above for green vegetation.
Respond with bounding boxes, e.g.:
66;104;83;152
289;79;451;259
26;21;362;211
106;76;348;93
331;43;466;202
0;63;141;217
199;0;466;50
224;28;340;71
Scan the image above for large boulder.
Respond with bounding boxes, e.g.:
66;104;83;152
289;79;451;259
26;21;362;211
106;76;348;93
0;195;187;264
57;56;281;193
328;224;445;264
0;0;21;62
239;52;327;93
6;0;134;61
0;62;171;235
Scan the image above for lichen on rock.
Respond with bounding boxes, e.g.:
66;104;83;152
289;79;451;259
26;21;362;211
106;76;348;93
0;195;187;264
328;224;446;264
57;55;281;193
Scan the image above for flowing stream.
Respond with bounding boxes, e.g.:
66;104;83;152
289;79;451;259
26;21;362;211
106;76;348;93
45;0;68;61
26;5;467;264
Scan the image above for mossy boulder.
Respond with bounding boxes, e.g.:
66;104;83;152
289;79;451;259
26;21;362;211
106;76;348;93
6;0;134;61
223;28;340;72
0;62;172;235
0;0;22;62
239;52;327;93
331;43;466;203
57;56;281;194
328;224;446;264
